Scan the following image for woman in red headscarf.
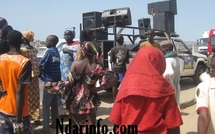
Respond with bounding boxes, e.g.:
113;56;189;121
109;46;183;134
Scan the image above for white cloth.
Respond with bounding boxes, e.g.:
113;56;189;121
196;78;215;134
200;72;211;82
163;57;181;106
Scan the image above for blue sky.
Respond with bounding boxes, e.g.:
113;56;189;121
1;0;214;42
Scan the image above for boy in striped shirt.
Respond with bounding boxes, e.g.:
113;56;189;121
39;35;61;133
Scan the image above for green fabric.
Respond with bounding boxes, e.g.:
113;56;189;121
164;51;178;58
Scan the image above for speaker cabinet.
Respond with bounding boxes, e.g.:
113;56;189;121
101;7;132;27
82;11;108;40
138;18;151;39
148;0;177;15
153;12;175;33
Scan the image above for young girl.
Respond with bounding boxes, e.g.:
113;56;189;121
20;30;40;125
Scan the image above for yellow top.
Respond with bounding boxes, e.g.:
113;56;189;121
140;41;160;49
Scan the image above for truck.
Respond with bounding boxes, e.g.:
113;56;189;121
154;37;208;85
102;26;208;85
207;29;215;56
125;31;208;85
197;31;209;56
199;31;209;46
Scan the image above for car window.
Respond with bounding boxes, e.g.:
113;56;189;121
174;40;189;54
210;35;215;46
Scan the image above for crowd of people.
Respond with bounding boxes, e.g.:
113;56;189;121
0;16;214;134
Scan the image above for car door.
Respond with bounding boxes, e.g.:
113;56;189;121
173;39;195;76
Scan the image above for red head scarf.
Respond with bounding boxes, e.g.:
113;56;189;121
115;46;175;102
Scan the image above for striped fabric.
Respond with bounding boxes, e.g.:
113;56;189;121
40;46;61;82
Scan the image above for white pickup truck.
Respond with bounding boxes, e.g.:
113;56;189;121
125;37;208;85
154;37;208;85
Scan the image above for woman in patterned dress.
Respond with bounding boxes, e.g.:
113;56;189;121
58;27;80;81
57;27;80;116
63;30;117;133
20;30;40;125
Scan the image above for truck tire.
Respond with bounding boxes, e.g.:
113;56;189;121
193;65;205;85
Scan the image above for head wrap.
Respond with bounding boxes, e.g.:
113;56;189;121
1;25;13;40
0;17;8;29
115;46;175;102
160;40;177;58
22;30;34;42
0;18;11;55
0;20;12;54
82;41;102;60
65;27;75;38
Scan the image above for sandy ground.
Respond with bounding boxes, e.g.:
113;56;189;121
34;78;198;133
180;104;198;134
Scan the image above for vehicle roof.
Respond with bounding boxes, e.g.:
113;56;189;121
154;37;183;42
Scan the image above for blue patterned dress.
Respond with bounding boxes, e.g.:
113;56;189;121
58;42;80;81
58;42;79;115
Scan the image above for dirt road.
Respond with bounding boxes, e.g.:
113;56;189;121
35;78;198;133
181;104;198;134
96;90;199;134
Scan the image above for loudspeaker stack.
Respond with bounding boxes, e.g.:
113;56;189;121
138;18;151;39
82;11;108;40
101;7;132;27
148;0;177;33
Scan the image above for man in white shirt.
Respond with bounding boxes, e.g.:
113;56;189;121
196;55;215;134
160;40;181;107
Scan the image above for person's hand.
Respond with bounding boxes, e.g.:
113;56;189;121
63;48;73;54
63;48;69;53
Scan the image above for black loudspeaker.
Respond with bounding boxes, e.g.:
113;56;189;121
101;7;132;26
138;18;151;39
153;12;175;33
148;0;177;15
83;11;108;40
98;40;114;68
